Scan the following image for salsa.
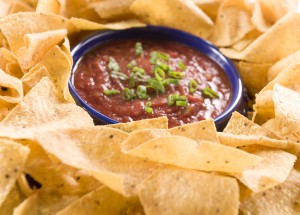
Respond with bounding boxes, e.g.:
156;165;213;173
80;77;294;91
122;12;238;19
74;38;232;128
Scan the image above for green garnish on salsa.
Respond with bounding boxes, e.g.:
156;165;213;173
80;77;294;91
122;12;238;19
74;38;232;128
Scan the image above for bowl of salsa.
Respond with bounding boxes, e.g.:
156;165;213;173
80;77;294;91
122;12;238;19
69;26;245;130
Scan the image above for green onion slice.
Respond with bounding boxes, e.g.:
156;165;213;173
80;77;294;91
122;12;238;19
129;72;135;88
150;51;170;64
108;57;120;72
162;78;180;86
156;60;170;71
202;87;219;98
148;78;165;94
154;67;166;81
103;89;120;96
168;71;184;79
145;101;153;114
167;94;187;106
110;71;128;80
122;88;135;100
137;85;149;99
135;42;143;56
189;79;198;93
178;60;186;70
127;60;137;69
176;100;188;107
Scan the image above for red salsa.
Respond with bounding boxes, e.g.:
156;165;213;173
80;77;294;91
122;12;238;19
74;38;232;128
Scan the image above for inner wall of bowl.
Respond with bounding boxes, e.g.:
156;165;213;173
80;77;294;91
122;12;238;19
69;26;244;129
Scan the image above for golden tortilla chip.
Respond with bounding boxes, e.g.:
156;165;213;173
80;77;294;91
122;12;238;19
232;29;262;51
107;116;168;132
168;119;219;142
273;84;300;142
0;47;23;78
209;0;254;47
0;68;23;104
0;12;76;54
0;185;23;215
0;77;93;132
8;0;34;14
17;29;67;70
235;61;272;96
0;139;29;207
34;127;161;196
233;145;296;192
130;0;214;39
90;0;136;19
22;66;49;95
221;13;300;63
69;17;145;30
56;186;144;215
122;133;262;174
36;0;60;14
240;169;300;214
137;166;239;215
13;189;79;215
192;0;221;21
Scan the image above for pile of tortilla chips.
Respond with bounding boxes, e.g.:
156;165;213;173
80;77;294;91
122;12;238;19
1;0;300;214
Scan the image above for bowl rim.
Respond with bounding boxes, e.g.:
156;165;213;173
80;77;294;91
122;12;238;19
69;25;244;126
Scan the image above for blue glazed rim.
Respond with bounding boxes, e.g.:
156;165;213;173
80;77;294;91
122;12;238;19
69;26;244;129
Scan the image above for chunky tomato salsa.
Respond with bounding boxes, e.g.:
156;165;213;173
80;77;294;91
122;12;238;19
74;38;232;128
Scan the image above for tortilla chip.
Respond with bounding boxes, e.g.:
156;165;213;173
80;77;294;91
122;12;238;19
221;13;300;63
106;116;168;132
8;1;34;14
36;0;60;14
273;84;300;142
56;186;144;215
209;0;254;47
192;0;221;21
22;66;49;95
91;0;136;19
253;90;274;124
0;12;76;54
0;77;93;132
232;145;296;192
130;0;214;39
0;47;23;78
69;17;145;30
0;68;23;104
17;29;67;70
13;189;79;215
122;133;262;174
20;139;101;196
235;61;272;96
0;185;23;215
168;119;219;142
240;169;300;214
0;139;29;207
34;126;161;196
232;29;262;51
137;166;239;215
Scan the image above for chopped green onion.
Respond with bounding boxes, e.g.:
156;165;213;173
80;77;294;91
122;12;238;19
154;67;166;81
110;71;128;80
129;72;135;88
127;60;137;69
202;87;219;98
137;85;149;99
122;88;135;100
132;66;145;74
156;60;170;71
178;60;186;70
146;85;157;95
167;94;187;106
176;100;188;107
149;51;170;64
103;89;120;96
162;78;180;86
135;42;143;56
145;102;153;114
189;79;198;93
148;78;165;94
108;57;120;72
168;71;184;79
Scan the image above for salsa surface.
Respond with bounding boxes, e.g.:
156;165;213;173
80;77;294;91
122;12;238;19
74;38;232;128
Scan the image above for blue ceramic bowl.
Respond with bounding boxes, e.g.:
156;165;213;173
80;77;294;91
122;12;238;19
69;26;246;130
